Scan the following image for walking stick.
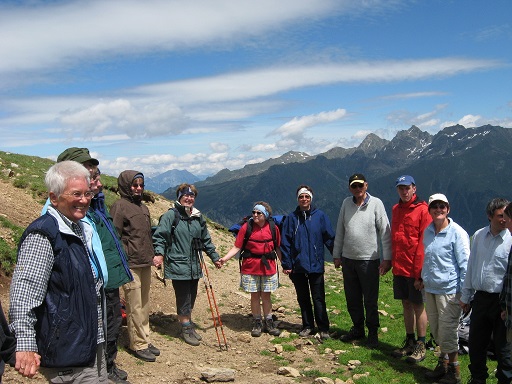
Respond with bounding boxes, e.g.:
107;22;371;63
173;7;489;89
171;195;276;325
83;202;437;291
193;238;228;351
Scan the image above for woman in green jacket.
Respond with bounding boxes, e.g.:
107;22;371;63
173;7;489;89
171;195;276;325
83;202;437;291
153;183;222;346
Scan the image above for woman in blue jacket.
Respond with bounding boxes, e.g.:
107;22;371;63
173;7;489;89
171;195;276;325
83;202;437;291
281;185;335;339
421;193;469;383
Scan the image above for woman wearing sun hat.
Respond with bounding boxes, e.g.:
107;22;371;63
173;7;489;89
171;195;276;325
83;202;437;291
421;193;469;384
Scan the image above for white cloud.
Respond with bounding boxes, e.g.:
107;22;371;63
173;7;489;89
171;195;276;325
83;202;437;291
58;99;189;138
210;142;229;152
0;0;342;74
271;108;347;139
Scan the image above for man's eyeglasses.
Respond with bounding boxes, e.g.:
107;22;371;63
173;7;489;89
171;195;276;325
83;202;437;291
430;203;448;210
252;211;263;216
63;191;95;200
132;183;144;188
298;194;311;200
350;183;364;189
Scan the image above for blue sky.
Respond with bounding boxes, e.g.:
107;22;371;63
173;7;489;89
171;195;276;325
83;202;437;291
1;0;511;177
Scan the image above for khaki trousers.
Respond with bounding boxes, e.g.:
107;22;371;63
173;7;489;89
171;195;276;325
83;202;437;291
122;266;152;351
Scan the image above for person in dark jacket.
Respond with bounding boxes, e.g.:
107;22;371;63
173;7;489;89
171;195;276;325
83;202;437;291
280;185;335;339
88;169;133;383
153;184;221;346
110;170;159;362
9;161;107;381
0;300;16;383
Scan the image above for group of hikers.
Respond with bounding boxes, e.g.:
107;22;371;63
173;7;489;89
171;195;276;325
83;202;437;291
0;146;511;384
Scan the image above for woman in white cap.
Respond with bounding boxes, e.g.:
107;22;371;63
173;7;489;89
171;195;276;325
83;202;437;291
280;185;335;339
420;193;469;384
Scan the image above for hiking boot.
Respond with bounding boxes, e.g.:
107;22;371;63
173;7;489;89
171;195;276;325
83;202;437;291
264;318;281;336
366;329;378;349
147;343;160;356
319;331;331;340
251;318;263;337
181;325;201;346
191;322;203;340
437;363;461;384
340;327;365;342
299;328;313;337
132;348;156;362
425;357;447;380
108;369;131;384
111;365;128;381
406;341;426;363
392;337;416;358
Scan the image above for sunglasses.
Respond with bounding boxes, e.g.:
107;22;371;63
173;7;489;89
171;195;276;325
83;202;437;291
350;183;365;189
430;203;448;210
252;211;263;216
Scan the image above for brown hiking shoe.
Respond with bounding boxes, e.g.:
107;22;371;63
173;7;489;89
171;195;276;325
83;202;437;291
425;356;447;380
406;341;426;363
392;337;416;358
437;363;461;384
251;318;263;337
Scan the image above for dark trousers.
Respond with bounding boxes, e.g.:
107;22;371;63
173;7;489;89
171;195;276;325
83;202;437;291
469;291;512;383
341;257;380;332
289;272;329;332
105;288;123;372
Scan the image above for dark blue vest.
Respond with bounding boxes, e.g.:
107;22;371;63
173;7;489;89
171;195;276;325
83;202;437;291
19;214;98;368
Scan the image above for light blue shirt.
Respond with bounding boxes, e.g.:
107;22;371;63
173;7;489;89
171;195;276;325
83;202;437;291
461;225;512;304
422;219;469;295
41;198;108;286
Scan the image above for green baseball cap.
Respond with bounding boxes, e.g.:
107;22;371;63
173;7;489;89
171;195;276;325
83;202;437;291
57;147;99;165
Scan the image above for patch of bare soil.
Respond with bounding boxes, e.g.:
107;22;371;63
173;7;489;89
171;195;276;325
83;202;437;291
0;180;343;384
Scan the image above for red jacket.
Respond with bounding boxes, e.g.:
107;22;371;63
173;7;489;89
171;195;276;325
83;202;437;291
391;195;431;279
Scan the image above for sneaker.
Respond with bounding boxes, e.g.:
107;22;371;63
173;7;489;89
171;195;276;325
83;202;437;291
251;318;263;337
437;363;460;384
181;325;200;346
264;318;281;336
132;348;156;362
467;378;485;384
406;341;426;363
424;357;447;380
392;337;416;358
148;343;160;356
112;365;128;381
340;327;365;342
366;330;378;349
299;328;313;337
319;331;331;340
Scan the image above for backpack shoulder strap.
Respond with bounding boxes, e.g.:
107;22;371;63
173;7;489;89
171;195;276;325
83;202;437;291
241;219;254;251
170;207;181;239
268;217;278;250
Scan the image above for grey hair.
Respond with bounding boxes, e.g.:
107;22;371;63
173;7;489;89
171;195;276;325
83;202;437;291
486;197;510;220
45;160;90;198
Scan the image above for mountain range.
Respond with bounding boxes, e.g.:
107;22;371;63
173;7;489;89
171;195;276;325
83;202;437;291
160;124;512;236
145;169;199;194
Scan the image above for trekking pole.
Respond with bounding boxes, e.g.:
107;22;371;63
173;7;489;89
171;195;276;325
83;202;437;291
193;238;229;351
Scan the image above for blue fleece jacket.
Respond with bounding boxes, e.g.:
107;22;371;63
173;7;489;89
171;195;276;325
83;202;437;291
280;206;335;274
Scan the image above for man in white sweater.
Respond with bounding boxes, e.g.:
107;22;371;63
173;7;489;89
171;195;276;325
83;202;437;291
333;173;392;348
